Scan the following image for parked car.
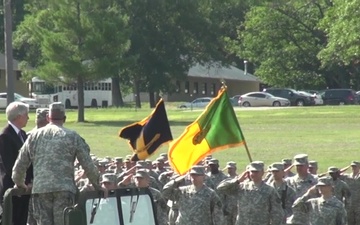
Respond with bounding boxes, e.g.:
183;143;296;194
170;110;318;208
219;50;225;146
238;92;290;107
321;89;358;105
178;97;212;109
298;91;323;105
263;88;315;106
230;95;241;106
0;92;40;109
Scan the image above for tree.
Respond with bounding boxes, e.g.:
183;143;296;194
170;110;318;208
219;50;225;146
230;0;350;89
318;0;360;89
14;0;130;121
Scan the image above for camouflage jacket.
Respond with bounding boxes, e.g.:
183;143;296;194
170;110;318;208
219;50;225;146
293;195;347;225
12;123;100;194
217;178;284;225
162;180;223;225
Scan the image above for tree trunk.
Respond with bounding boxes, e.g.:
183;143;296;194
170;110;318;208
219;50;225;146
134;80;141;108
149;91;155;108
111;76;124;107
77;76;85;122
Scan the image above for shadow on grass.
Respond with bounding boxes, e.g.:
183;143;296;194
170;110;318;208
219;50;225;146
77;120;193;127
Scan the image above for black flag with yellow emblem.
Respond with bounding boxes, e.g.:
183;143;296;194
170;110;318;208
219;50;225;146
119;99;173;161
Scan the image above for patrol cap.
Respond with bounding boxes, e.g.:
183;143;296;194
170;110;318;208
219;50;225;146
269;162;284;172
226;161;237;168
282;158;292;165
135;160;147;168
48;102;65;119
350;161;360;167
316;177;333;186
208;158;219;165
293;154;308;166
309;161;318;168
327;166;339;173
104;156;112;162
114;157;123;163
189;165;205;175
160;153;168;159
36;108;49;120
204;155;212;161
101;173;116;183
134;169;150;178
155;157;165;163
97;159;108;167
247;161;264;172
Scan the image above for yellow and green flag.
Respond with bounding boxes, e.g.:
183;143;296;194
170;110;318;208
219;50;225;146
168;87;246;175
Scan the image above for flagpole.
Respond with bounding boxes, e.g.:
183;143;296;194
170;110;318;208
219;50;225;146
243;141;253;162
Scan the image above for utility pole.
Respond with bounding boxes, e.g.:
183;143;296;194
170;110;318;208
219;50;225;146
4;0;15;105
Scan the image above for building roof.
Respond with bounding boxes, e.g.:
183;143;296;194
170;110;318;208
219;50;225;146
188;63;259;82
0;53;21;71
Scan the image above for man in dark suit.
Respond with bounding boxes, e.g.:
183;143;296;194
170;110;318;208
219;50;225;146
0;101;32;225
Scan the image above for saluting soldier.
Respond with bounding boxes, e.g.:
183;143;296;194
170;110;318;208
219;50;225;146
342;161;360;225
217;161;284;225
286;154;317;225
292;177;347;225
162;165;224;225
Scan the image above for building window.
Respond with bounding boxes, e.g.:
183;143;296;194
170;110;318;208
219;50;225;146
211;83;216;96
193;82;198;94
185;81;189;93
16;71;22;80
176;81;181;93
202;83;207;95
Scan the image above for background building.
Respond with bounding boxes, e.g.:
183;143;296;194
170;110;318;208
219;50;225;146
0;53;28;96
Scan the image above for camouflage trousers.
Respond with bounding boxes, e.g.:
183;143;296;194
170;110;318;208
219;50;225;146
32;191;75;225
225;213;237;225
348;206;360;225
27;196;37;225
168;208;179;225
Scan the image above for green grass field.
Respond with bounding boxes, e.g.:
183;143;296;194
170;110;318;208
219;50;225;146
1;105;359;174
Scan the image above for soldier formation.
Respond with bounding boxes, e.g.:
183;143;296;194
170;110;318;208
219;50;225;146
73;152;357;225
1;102;358;225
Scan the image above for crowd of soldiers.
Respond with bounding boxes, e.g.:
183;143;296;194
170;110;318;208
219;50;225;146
1;102;358;225
75;151;359;225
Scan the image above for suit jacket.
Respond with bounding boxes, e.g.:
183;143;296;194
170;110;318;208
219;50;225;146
0;124;33;201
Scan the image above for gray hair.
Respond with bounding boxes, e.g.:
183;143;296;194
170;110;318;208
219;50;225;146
6;102;29;122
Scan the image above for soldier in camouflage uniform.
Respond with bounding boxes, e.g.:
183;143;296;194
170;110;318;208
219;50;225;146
112;157;124;175
26;108;49;225
283;159;296;178
327;167;351;207
342;161;360;225
226;161;238;178
217;161;284;225
207;159;228;187
292;177;347;225
134;169;168;225
286;154;317;225
223;161;238;225
308;161;318;177
101;173;118;190
267;162;296;224
12;102;102;225
154;157;168;177
162;165;224;225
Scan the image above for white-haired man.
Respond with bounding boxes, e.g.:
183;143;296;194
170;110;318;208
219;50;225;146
0;102;31;225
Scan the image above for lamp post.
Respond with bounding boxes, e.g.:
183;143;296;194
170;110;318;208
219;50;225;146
244;60;248;76
4;0;15;105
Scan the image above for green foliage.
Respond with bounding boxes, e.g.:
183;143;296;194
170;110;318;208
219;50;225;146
233;1;332;89
318;0;360;66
